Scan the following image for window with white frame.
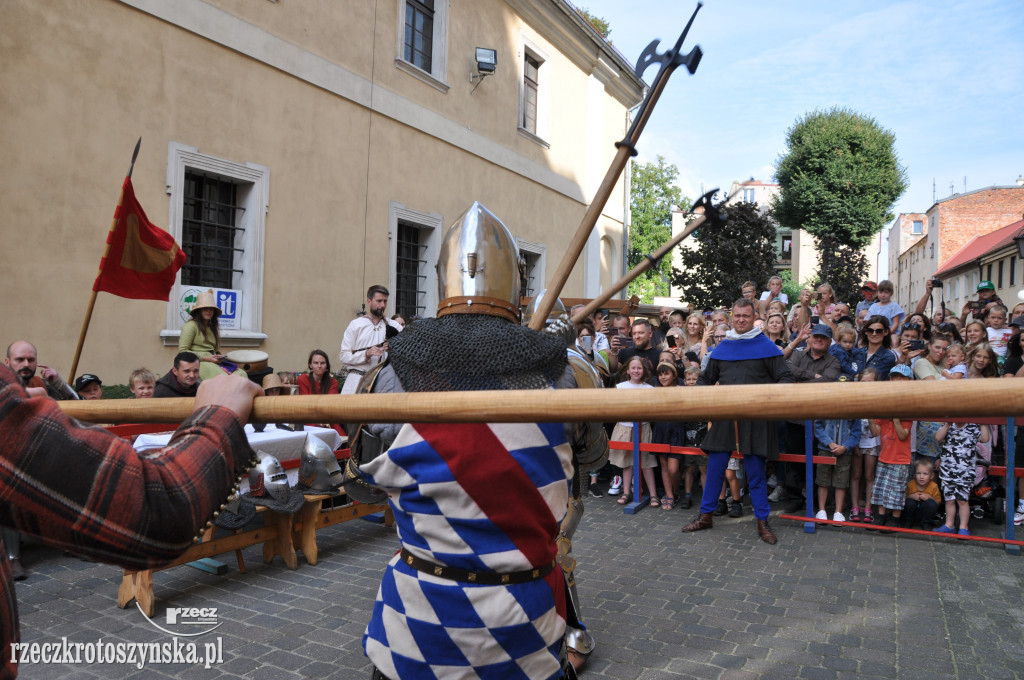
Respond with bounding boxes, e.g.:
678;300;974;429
162;142;268;346
389;202;442;319
517;240;547;301
396;0;449;90
912;220;923;234
518;36;550;145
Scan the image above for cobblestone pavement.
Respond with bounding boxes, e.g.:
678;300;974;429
13;496;1024;679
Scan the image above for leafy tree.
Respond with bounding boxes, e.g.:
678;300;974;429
814;235;869;308
628;156;689;301
671;200;778;310
577;8;611;38
773;108;907;250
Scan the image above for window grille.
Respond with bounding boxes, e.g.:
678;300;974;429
181;171;244;290
395;221;427;319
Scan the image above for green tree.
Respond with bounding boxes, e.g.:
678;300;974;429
773;107;907;250
814;235;870;308
577;8;611;38
628;157;688;302
671;200;779;310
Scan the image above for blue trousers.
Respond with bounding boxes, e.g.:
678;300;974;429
700;451;771;520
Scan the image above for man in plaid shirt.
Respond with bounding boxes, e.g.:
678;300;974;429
0;365;260;679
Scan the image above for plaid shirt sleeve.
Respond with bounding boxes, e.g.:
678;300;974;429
0;365;256;679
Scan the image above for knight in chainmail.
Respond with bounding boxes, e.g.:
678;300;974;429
348;202;599;680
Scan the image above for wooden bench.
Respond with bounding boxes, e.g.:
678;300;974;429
118;496;392;617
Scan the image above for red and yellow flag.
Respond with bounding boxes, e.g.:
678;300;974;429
92;177;185;300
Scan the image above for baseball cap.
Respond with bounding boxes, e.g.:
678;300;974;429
1010;316;1024;328
861;281;878;291
810;324;833;339
74;374;102;391
978;280;995;292
889;364;913;378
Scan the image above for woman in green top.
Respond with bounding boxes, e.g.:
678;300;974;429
178;290;247;381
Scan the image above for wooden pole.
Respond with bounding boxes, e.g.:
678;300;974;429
59;380;1024;425
70;138;142;381
568;189;737;325
529;40;692;330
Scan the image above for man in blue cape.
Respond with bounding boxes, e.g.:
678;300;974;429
681;298;794;544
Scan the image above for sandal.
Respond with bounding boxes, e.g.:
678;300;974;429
862;507;873;523
849;507;860;522
661;496;676;510
616;493;632;505
649;496;661;508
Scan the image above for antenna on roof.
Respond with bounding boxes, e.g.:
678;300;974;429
932;178;936;203
963;176;967;193
949;181;955;196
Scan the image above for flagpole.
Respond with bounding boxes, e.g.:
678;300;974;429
70;138;142;381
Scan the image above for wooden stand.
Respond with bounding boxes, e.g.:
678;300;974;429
117;496;392;616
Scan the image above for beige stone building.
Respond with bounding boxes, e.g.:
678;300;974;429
1;0;643;382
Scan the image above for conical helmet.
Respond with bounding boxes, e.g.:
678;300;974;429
436;202;522;323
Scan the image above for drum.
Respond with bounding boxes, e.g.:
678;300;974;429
226;349;269;372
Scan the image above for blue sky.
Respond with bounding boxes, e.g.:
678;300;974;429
577;0;1023;223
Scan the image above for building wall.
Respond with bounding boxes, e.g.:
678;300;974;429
0;0;641;382
889;214;926;307
895;187;1024;314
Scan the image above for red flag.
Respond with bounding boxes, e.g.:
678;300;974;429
92;177;186;301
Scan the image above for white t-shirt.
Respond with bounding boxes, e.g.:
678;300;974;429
760;291;789;305
987;326;1012;357
615;380;653;428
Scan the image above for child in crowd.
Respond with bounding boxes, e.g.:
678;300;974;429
903;458;942;529
651;362;684;509
74;374;103;400
828;325;864;380
813;408;862;522
934;420;991;536
967;344;1000;378
942;344;968;380
867;280;905;337
610;356;658;506
986;304;1012;360
867;364;915;529
128;368;156;398
849;367;880;522
679;365;708;510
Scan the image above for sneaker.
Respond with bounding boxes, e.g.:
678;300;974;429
587;485;603;499
607;475;622;496
815;510;828;520
833;512;846;523
680;494;693;510
767;486;785;503
862;507;873;523
1015;510;1024;526
729;500;743;518
849;507;861;522
957;528;970;536
712;499;729;516
766;474;778;488
934;524;954;533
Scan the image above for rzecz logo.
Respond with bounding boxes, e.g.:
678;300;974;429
136;604;222;637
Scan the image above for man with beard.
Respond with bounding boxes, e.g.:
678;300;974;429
339;285;403;394
680;298;794;544
4;341;77;401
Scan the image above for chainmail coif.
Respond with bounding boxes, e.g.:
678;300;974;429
387;314;568;393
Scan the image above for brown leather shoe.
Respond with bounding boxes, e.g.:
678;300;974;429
756;518;778;545
681;513;713;533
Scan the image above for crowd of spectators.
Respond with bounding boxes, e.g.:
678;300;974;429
577;276;1024;537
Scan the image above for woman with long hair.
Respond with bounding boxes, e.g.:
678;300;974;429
298;349;339;395
858;315;898;380
178;290;247;380
682;313;705;356
298;349;344;436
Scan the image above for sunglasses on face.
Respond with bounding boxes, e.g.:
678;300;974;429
866;327;886;335
903;323;920;331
